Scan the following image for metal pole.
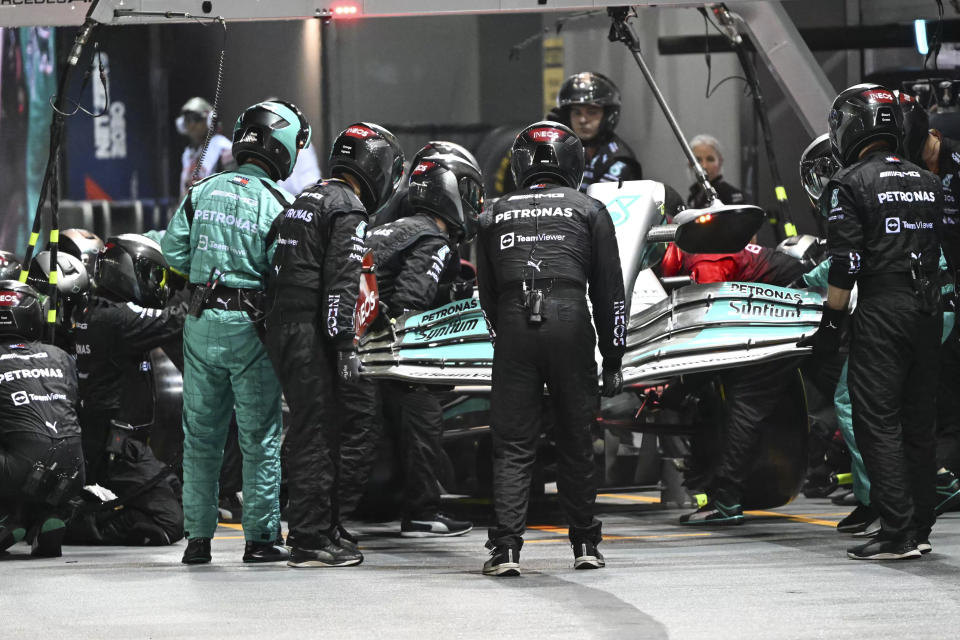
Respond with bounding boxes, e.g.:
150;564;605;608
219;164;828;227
607;6;720;205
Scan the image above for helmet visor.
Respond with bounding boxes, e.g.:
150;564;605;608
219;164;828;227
800;156;839;202
135;256;168;304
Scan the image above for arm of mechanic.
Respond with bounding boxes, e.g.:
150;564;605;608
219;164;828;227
588;206;627;371
391;236;453;315
824;180;863;311
161;191;195;280
322;211;368;349
120;303;186;354
476;233;499;332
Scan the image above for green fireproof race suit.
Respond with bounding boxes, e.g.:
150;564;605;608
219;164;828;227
161;163;292;542
804;255;955;507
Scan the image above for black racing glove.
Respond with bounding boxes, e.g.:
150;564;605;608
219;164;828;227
797;304;844;357
601;368;624;398
336;349;362;384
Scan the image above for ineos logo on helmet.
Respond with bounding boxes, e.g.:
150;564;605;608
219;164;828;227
528;128;565;143
345;126;376;139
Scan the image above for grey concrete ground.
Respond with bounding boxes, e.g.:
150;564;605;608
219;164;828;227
3;493;959;639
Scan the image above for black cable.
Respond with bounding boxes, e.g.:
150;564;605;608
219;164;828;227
508;11;603;61
191;18;228;186
699;11;750;100
925;0;945;73
49;42;109;118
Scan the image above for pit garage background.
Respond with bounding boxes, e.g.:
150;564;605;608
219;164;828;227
0;0;952;251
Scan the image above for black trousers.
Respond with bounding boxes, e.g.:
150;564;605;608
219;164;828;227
712;361;798;498
488;295;601;550
266;321;340;546
267;321;381;545
936;327;960;474
336;375;381;521
379;380;444;519
848;289;939;539
0;432;84;514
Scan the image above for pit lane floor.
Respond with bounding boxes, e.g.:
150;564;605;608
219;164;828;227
3;493;959;639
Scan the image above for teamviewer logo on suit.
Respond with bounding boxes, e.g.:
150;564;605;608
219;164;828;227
885;217;901;233
11;391;29;406
500;232;515;250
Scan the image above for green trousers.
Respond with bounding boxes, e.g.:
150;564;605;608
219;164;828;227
181;309;283;542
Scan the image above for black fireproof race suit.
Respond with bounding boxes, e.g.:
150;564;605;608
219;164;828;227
581;133;642;193
0;340;84;520
72;296;185;545
826;150;943;541
265;178;371;547
74;296;184;483
362;213;456;520
477;183;626;549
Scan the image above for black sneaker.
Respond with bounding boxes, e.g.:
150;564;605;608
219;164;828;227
678;498;744;525
288;537;363;568
483;545;520;577
917;539;932;554
850;516;881;538
847;537;921;560
29;518;65;558
401;513;473;538
243;541;290;563
181;537;212;564
333;525;359;553
837;503;878;534
935;470;960;515
572;540;605;570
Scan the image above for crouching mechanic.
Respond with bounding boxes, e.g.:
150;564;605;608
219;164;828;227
805;84;943;560
163;100;311;565
70;235;185;546
0;281;84;558
360;149;484;538
660;242;806;524
478;122;626;576
266;122;404;567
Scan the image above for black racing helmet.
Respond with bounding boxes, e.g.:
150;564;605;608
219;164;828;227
26;251;90;305
0;250;22;280
411;141;479;171
232;100;311;181
510;121;585;189
59;228;104;279
557;72;621;137
329;122;405;213
0;280;44;340
409;153;485;244
95;234;169;307
828;83;903;167
799;133;841;207
898;90;930;166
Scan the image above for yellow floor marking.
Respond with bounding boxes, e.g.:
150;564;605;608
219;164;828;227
218;522;244;531
528;525;568;534
745;510;838;527
598;493;662;504
213;535;246;541
525;532;712;544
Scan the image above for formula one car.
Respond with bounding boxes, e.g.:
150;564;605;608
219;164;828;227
357;180;822;509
